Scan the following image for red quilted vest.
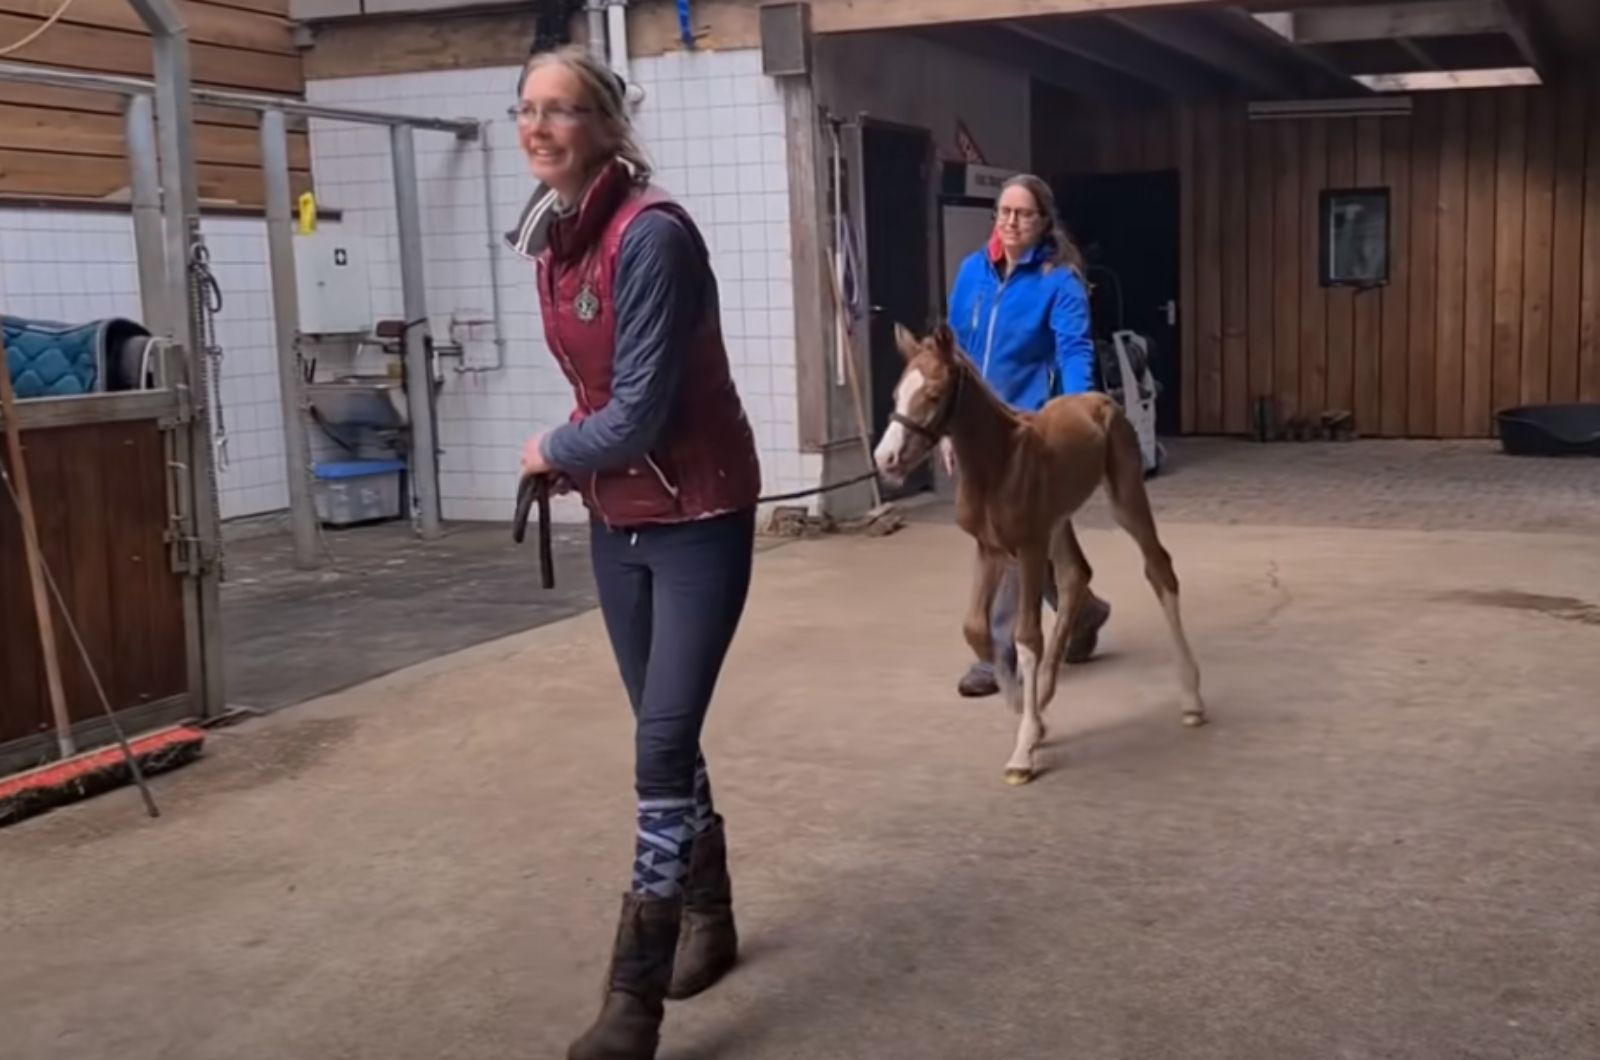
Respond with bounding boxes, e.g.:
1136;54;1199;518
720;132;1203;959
537;160;762;528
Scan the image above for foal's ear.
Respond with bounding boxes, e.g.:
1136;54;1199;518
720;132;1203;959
893;322;921;362
930;323;957;361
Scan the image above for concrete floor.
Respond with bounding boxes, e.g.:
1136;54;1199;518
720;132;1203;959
5;505;1600;1058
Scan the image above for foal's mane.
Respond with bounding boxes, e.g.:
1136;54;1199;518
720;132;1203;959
941;337;1021;430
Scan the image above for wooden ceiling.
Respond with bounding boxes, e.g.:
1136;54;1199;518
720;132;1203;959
920;0;1582;103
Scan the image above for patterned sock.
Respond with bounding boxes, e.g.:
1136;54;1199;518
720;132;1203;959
690;755;718;837
634;796;696;899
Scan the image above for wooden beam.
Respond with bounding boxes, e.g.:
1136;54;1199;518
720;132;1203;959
1011;16;1225;96
1493;0;1557;78
802;0;1365;36
918;22;1161;103
1225;9;1367;95
1284;1;1506;44
1107;10;1303;96
1396;38;1441;70
301;8;536;78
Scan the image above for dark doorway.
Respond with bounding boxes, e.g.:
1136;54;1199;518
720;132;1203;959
1054;170;1182;436
862;120;934;499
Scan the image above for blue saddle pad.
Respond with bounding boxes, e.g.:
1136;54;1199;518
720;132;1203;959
4;315;155;399
4;315;106;399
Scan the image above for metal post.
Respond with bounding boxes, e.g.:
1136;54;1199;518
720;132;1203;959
261;109;320;569
124;94;167;334
133;0;228;719
389;124;443;539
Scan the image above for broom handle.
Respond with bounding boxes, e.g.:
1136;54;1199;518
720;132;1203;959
822;252;884;510
0;334;76;759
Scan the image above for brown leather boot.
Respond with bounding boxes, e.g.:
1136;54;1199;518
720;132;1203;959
667;818;738;1000
568;893;682;1060
1064;594;1112;665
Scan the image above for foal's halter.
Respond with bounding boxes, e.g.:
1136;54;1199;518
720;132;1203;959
889;360;965;443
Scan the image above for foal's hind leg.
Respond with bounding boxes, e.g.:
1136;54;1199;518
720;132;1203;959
1004;545;1050;785
1104;446;1207;725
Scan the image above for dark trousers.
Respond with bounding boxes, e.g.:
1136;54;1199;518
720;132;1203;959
590;508;756;801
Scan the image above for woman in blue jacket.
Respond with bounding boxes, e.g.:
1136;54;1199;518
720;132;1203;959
945;173;1111;699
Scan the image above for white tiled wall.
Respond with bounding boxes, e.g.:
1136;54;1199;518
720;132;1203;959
305;46;820;522
0;208;303;520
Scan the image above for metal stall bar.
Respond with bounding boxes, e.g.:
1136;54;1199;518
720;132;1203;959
261;108;320;569
0;61;480;136
124;94;167;335
121;0;226;719
390;124;443;539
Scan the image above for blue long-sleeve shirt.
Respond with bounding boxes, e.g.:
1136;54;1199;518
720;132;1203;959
947;241;1095;413
541;210;702;473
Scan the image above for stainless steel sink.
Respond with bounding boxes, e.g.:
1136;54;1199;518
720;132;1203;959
305;375;409;429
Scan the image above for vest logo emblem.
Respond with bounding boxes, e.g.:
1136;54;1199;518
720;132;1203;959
575;282;601;324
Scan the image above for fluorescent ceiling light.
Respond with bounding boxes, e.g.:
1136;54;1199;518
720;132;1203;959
1355;66;1542;92
1248;97;1413;120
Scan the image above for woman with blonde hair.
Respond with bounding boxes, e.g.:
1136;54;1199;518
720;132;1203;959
510;46;760;1060
944;173;1113;698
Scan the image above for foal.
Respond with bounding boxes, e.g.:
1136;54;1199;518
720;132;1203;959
874;323;1206;785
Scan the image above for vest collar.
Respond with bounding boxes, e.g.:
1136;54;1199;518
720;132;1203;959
505;157;643;264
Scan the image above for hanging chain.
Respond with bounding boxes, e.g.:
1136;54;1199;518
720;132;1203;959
189;241;228;472
187;236;227;581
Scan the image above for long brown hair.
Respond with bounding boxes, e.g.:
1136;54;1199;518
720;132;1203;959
519;45;652;184
1001;173;1086;278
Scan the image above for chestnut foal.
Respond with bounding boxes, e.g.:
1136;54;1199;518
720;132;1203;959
874;323;1206;785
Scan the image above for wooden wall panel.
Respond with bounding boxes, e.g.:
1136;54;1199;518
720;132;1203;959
1037;81;1600;437
1247;120;1276;417
0;0;308;207
1550;82;1587;404
1178;103;1198;431
1222;104;1250;435
1298;119;1328;419
1521;89;1557;406
1462;92;1499;436
1490;91;1528;422
1583;91;1600;403
1273;121;1301;422
1325;119;1356;419
1435;93;1469;437
1195;102;1225;433
1352;117;1383;435
1406;95;1441;437
1380;116;1411;438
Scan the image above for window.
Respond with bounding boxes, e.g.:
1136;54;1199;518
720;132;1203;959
1320;187;1391;288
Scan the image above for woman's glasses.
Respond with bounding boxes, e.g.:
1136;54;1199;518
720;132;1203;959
508;101;593;126
995;206;1041;224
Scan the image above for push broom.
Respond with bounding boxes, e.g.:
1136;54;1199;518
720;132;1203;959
0;330;203;828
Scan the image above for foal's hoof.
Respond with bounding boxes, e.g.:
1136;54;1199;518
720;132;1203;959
1004;768;1036;786
1182;711;1208;728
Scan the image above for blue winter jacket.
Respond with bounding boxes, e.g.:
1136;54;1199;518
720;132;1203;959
947;239;1095;413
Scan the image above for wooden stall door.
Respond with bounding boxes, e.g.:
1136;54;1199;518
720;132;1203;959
1;418;187;753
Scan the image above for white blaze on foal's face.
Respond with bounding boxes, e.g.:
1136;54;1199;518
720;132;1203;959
873;366;928;481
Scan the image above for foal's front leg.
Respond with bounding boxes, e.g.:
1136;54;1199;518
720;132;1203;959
1005;546;1050;786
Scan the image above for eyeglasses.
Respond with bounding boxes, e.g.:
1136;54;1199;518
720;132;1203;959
995;206;1041;223
507;101;593;126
